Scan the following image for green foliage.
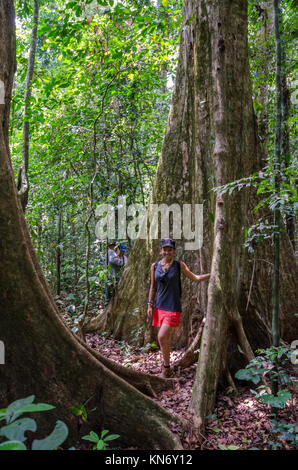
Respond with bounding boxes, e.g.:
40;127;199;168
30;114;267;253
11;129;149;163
140;341;159;352
11;0;182;299
212;0;297;258
270;418;298;448
213;164;297;212
31;421;69;450
212;160;297;253
0;395;68;450
235;367;263;385
235;346;296;401
243;219;280;254
235;346;297;449
70;400;120;450
248;0;297;142
82;429;120;450
0;396;121;451
71;403;88;422
260;389;291;408
218;444;239;450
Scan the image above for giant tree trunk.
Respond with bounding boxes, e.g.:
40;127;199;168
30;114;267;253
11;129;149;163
90;0;297;351
0;0;187;450
182;0;298;432
88;0;298;435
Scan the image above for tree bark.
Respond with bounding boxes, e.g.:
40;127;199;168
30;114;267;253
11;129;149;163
56;210;63;295
254;1;274;144
0;0;187;450
187;0;297;433
17;0;39;211
272;0;282;349
91;0;297;350
87;0;298;436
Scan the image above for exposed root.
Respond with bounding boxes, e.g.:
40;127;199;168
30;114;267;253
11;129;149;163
225;366;238;394
75;333;176;398
82;309;105;334
232;309;255;363
173;318;205;370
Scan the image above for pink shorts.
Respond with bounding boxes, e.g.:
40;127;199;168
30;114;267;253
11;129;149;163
152;308;181;328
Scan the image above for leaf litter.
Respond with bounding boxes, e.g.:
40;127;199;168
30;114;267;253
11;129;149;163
86;332;297;450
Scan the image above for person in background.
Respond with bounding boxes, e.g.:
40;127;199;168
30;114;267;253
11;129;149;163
116;244;128;266
104;242;128;306
105;241;121;307
147;238;210;378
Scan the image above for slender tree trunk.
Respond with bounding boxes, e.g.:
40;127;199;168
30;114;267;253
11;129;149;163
56;210;63;295
17;0;39;211
0;1;187;449
281;75;295;251
272;0;282;349
71;220;79;288
253;2;295;252
280;25;295;251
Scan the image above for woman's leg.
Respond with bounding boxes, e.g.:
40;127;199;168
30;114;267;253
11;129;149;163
157;323;174;367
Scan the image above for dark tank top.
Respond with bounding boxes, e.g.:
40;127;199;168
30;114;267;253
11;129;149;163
154;260;182;312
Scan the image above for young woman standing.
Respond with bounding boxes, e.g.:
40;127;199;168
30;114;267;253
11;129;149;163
147;238;210;378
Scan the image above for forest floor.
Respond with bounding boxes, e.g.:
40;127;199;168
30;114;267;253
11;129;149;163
58;297;297;451
84;332;297;451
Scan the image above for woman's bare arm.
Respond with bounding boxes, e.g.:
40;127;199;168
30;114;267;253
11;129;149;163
147;263;156;318
148;263;156;301
180;261;210;283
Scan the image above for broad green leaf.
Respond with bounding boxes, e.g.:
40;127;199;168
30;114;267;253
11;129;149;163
82;431;99;443
218;444;227;450
235;368;260;384
103;433;120;441
0;418;37;442
17;403;55;414
96;439;106;450
71;403;87;421
0;440;27;450
5;396;35;423
212;427;221;433
31;420;69;450
261;390;291;408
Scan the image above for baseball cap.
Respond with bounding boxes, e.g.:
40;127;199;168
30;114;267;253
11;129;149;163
160;238;175;248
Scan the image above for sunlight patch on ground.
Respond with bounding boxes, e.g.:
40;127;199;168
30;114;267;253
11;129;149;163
236;397;258;412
